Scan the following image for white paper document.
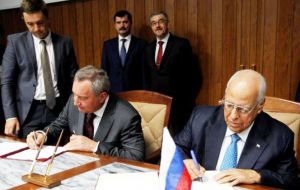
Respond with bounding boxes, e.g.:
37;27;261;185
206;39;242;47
95;172;159;190
192;170;246;190
7;145;66;161
0;141;28;157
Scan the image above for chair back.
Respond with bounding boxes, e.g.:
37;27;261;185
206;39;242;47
117;90;172;163
263;96;300;168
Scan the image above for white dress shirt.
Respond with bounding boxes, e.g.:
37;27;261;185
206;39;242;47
118;34;131;55
32;31;60;100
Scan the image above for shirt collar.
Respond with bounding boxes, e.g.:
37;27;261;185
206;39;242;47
225;121;254;142
32;30;52;44
118;34;131;42
94;95;109;118
156;32;170;44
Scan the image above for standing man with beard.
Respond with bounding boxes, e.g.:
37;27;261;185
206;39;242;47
101;10;147;93
144;11;199;135
1;0;78;138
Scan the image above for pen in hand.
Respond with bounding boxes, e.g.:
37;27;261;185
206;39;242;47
32;131;38;150
190;150;203;182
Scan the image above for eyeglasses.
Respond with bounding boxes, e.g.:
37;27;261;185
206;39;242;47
219;99;259;115
150;19;167;26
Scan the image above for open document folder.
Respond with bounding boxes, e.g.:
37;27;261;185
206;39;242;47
0;141;28;157
0;141;65;161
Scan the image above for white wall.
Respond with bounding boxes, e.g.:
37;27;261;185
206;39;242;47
0;0;68;11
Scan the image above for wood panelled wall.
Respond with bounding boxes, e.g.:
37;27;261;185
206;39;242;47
0;0;299;105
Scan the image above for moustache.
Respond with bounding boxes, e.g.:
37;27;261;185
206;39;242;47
119;27;127;31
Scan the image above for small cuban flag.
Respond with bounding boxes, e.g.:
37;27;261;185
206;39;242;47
159;128;192;190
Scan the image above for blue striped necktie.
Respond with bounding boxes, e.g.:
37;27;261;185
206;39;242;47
220;133;240;170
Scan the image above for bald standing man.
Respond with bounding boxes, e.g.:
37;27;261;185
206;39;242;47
175;69;299;189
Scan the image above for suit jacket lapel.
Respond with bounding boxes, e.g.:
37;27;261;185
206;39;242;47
161;34;174;67
112;38;123;68
26;32;37;77
237;115;269;168
203;109;227;169
149;41;157;69
51;33;61;77
124;36;136;68
94;95;116;142
77;112;85;135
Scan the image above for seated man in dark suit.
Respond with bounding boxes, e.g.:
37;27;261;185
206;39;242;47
175;69;299;189
26;65;145;161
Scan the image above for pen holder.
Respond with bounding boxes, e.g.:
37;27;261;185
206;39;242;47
22;129;64;188
22;173;61;188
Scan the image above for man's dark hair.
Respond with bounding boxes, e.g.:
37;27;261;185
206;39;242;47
20;0;48;18
114;10;132;23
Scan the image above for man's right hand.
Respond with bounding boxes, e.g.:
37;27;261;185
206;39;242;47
184;159;206;180
4;118;20;136
26;132;44;149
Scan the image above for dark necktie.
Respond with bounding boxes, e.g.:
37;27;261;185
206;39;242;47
40;40;56;109
120;38;127;66
220;134;240;170
83;113;96;139
156;41;164;68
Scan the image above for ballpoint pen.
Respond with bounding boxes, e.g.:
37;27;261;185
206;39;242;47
190;150;203;182
44;129;64;179
28;128;49;175
32;131;38;150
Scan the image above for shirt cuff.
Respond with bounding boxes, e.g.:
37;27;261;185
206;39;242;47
93;141;100;153
6;117;17;121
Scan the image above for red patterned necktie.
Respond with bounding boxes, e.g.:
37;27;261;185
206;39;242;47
156;41;164;69
83;113;96;139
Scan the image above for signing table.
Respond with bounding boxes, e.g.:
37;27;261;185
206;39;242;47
0;136;279;190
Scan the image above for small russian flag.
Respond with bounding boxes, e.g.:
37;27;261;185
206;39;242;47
159;128;192;190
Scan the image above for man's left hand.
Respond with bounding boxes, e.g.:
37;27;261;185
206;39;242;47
64;135;97;152
214;169;261;186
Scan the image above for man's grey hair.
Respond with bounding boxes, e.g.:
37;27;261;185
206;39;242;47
226;69;267;102
149;11;169;23
74;65;110;96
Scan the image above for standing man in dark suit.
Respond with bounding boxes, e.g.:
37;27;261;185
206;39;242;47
1;0;78;138
101;10;147;93
26;66;145;161
144;11;199;135
175;69;299;189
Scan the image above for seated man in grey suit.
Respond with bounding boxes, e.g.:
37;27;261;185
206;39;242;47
175;69;299;189
26;65;145;161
